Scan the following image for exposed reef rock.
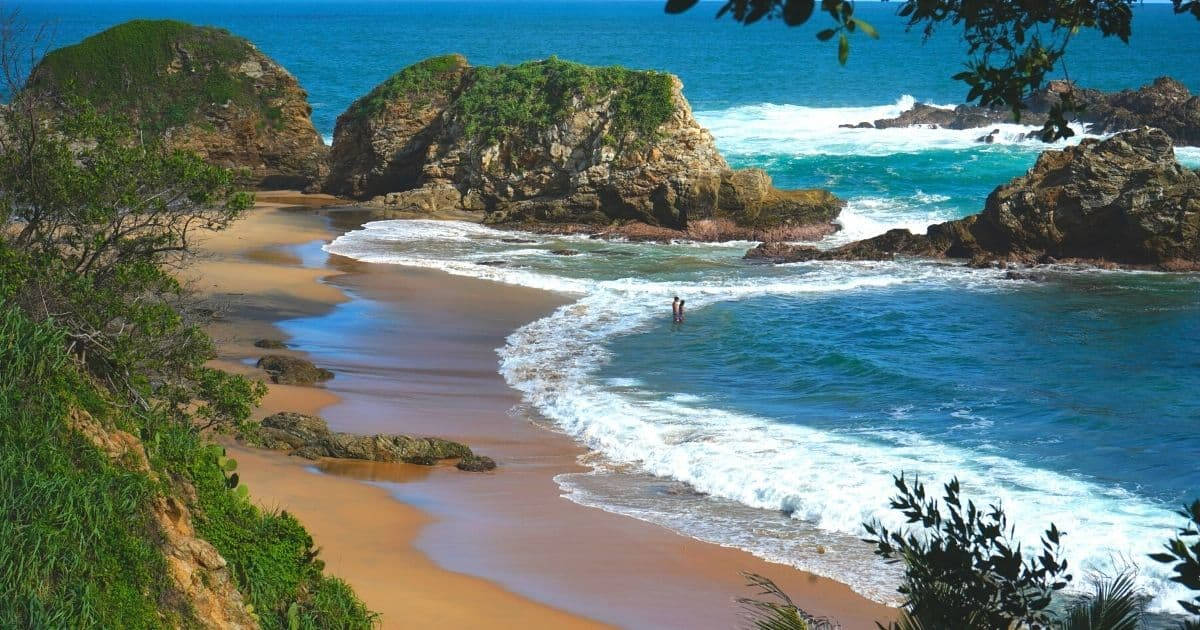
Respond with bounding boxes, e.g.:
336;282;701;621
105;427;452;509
251;412;490;469
850;78;1200;147
255;355;333;385
30;20;326;187
323;56;842;235
747;129;1200;270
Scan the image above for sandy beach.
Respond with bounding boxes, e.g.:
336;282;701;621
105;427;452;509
193;192;895;629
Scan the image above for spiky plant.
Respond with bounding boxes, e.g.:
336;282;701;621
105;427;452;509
1058;572;1147;630
737;572;839;630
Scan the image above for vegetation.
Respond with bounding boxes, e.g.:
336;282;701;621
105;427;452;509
863;475;1073;628
0;18;375;628
348;53;467;117
29;19;281;133
663;0;1200;141
1152;501;1200;627
742;475;1200;629
0;307;169;627
453;57;676;147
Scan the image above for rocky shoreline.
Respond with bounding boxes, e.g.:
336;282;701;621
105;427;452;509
746;128;1200;272
844;77;1200;148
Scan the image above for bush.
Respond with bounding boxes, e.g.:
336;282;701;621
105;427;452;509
864;475;1072;629
454;57;675;148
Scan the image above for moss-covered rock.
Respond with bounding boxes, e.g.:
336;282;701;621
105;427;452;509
30;20;326;187
324;55;841;233
254;412;478;465
255;355;333;386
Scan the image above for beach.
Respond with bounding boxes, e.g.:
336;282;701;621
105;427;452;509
193;193;895;629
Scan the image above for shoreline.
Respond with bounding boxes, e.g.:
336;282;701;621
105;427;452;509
196;192;895;629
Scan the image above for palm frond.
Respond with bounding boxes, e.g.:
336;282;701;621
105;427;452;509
737;572;840;630
1059;572;1148;630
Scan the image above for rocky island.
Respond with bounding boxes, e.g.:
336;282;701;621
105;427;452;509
28;20;327;187
323;55;843;240
747;128;1200;271
846;77;1200;147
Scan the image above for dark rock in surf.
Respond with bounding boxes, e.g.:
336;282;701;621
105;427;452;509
746;128;1200;270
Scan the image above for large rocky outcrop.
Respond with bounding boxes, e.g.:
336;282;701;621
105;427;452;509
323;56;842;235
30;20;326;187
849;78;1200;147
748;128;1200;270
251;412;484;466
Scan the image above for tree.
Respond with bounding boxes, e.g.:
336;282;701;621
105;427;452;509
0;10;263;432
663;0;1200;141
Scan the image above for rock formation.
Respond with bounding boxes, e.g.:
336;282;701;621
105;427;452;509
30;20;326;187
251;412;488;467
323;56;842;236
255;355;334;385
847;77;1200;147
747;128;1200;270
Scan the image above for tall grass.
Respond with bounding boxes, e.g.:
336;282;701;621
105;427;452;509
0;302;376;628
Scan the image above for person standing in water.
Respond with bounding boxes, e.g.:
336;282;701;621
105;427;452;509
677;299;686;323
672;296;680;322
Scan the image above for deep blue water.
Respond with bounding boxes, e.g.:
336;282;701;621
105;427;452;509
18;1;1200;135
25;0;1200;612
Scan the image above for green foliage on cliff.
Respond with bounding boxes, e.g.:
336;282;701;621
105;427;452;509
0;306;169;628
31;19;279;132
0;96;375;627
349;53;468;117
454;57;675;147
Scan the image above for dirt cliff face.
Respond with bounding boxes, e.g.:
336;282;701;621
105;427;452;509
31;20;326;188
324;56;842;233
748;128;1200;270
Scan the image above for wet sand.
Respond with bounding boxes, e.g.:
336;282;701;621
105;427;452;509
195;193;896;629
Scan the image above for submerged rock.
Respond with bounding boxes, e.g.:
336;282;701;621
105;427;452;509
747;128;1200;270
254;412;481;466
323;56;842;234
255;354;334;385
30;20;327;187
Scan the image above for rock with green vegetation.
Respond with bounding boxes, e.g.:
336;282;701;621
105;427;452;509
456;454;497;472
324;55;841;235
256;354;334;385
253;338;287;349
256;412;480;465
29;19;326;187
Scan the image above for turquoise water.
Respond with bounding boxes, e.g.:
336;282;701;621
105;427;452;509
28;0;1200;614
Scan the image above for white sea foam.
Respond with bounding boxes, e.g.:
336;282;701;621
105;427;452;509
696;101;1090;158
325;219;1189;612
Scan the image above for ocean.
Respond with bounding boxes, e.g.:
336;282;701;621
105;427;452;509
25;0;1200;615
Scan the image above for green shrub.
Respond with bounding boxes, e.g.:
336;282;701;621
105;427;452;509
454;57;675;148
349;53;467;117
30;20;274;133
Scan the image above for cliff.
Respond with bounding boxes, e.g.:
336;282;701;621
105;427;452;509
747;128;1200;271
324;56;842;237
29;20;326;187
